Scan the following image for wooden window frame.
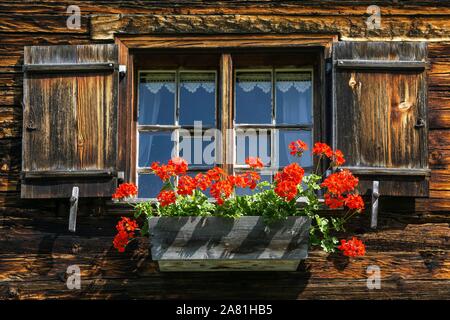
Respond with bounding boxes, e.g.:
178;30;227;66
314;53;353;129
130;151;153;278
115;34;337;185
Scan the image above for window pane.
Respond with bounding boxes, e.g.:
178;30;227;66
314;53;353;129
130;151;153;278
277;130;313;170
138;73;175;125
179;72;216;126
275;72;312;125
179;131;216;167
138;174;163;198
235;173;272;196
138;131;174;168
235;129;271;166
235;72;272;124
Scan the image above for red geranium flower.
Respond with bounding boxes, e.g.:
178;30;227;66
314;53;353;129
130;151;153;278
112;183;138;199
157;190;177;207
321;169;358;195
238;171;261;189
338;237;366;257
151;162;174;181
289;139;308;157
206;167;225;182
324;193;345;209
274;179;298;201
194;173;212;191
312;142;333;158
113;231;130;253
245;157;264;169
274;163;305;186
168;157;188;175
116;216;138;233
177;175;196;196
332;149;346;166
344;194;365;212
210;180;233;205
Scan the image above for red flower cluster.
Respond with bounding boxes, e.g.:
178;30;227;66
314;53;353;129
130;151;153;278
338;237;366;257
151;157;188;181
194;173;212;191
289;139;308;157
274;163;305;201
245;157;264;169
112;183;138;200
312;142;345;166
321;169;359;195
177;175;196;196
210;179;234;205
322;169;364;212
113;217;138;252
157;190;177;207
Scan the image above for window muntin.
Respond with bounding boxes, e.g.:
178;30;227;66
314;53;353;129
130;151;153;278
137;70;218;198
234;68;313;177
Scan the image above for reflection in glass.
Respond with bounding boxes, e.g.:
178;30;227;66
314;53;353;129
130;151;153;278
276;72;312;125
138;174;164;198
138;73;175;125
180;72;216;126
235;129;271;166
235;72;272;124
138;131;174;168
277;130;313;170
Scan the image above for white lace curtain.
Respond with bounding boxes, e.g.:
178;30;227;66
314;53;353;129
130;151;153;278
236;72;312;94
141;72;215;94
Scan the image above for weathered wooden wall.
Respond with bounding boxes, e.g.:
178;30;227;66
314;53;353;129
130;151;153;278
0;1;449;299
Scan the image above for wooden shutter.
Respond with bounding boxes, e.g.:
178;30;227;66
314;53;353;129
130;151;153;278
332;42;429;197
21;44;119;198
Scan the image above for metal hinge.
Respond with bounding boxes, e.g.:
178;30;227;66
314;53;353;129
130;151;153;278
119;65;127;78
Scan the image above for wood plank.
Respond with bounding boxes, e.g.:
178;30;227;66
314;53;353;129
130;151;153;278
158;260;301;272
91;14;450;40
149;216;310;261
23;63;117;73
220;54;233;174
335;60;427;70
0;14;88;34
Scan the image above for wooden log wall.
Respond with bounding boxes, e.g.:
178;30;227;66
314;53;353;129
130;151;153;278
0;1;449;299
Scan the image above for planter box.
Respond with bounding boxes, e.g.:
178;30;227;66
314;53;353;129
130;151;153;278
148;216;311;272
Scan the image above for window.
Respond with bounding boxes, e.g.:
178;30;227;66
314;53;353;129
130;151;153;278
137;69;218;198
135;52;318;199
234;69;313;194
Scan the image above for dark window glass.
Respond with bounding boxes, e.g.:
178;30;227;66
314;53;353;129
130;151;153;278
179;72;216;126
138;73;175;125
235;129;271;166
235;72;272;124
275;72;312;125
138;174;164;198
138;131;174;168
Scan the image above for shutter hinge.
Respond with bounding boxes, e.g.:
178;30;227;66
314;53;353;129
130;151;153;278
69;186;79;233
119;65;127;78
371;181;379;229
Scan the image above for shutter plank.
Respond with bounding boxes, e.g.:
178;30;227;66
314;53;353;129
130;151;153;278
333;42;428;197
22;44;118;198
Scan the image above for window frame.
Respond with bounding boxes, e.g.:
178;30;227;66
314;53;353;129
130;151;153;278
136;68;219;198
115;34;335;199
233;66;314;176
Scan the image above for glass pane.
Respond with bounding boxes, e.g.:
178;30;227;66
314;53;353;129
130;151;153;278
179;72;216;126
275;72;312;125
235;72;272;124
276;130;313;170
235;129;271;166
138;131;174;168
138;174;164;198
235;173;272;196
179;132;216;167
138;73;175;125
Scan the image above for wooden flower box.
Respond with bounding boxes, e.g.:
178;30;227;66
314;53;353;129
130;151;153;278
148;216;311;272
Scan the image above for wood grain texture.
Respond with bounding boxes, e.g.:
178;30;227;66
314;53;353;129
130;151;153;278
149;216;310;261
21;44;119;198
0;0;448;299
332;42;429;197
0;211;448;299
